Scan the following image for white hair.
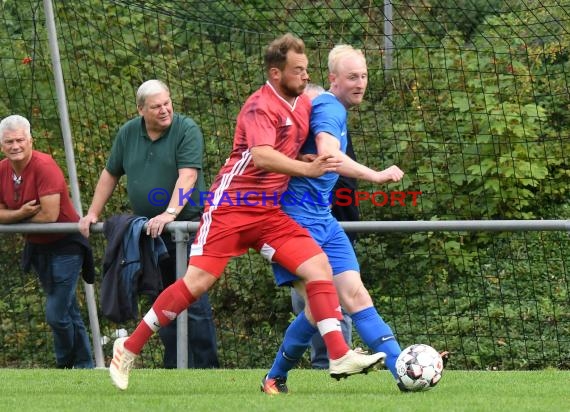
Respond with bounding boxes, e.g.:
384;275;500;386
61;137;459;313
0;114;32;144
304;83;325;100
136;79;170;108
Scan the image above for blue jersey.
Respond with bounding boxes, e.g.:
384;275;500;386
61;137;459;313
281;92;348;218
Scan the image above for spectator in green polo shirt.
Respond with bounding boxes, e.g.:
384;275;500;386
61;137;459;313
79;79;219;369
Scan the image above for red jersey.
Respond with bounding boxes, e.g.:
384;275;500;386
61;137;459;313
209;82;311;206
0;150;79;243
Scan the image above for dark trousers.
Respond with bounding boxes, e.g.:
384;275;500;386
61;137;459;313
159;234;219;369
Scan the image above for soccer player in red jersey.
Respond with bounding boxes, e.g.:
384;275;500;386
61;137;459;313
109;33;385;390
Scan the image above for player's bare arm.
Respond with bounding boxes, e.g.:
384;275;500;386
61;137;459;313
250;145;341;178
315;131;404;184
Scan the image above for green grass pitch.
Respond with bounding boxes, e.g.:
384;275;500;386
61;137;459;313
0;368;566;412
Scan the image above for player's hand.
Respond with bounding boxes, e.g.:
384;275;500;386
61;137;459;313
298;153;317;163
146;212;175;238
375;165;404;184
79;212;98;238
304;154;342;177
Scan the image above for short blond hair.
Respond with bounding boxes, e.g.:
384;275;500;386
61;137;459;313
328;44;365;74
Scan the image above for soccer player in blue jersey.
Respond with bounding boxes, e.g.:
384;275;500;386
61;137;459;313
261;44;406;394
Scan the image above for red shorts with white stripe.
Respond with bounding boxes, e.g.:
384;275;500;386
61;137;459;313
189;205;323;277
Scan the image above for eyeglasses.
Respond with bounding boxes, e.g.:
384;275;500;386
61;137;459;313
13;172;22;202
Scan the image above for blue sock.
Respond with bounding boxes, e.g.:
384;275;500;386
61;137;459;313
268;311;317;379
352;306;401;380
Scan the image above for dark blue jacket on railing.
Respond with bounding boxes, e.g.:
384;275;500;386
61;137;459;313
100;214;168;323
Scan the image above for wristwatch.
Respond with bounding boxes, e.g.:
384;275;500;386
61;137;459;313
166;207;178;217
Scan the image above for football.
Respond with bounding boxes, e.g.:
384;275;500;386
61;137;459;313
396;343;444;391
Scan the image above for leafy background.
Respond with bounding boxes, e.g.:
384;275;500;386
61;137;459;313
0;0;569;369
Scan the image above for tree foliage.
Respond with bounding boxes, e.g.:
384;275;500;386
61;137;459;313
1;0;569;369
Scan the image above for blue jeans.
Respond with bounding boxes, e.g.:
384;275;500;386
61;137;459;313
291;288;352;369
160;234;219;369
31;253;94;368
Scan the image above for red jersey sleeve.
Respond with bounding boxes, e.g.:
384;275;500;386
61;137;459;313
242;106;278;148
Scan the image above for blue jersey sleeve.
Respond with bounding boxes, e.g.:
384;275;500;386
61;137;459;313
308;92;348;154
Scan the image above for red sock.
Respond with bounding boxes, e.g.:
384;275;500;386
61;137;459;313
305;280;349;359
125;278;195;354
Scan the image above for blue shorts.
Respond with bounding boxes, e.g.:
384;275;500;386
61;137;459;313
272;214;359;286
